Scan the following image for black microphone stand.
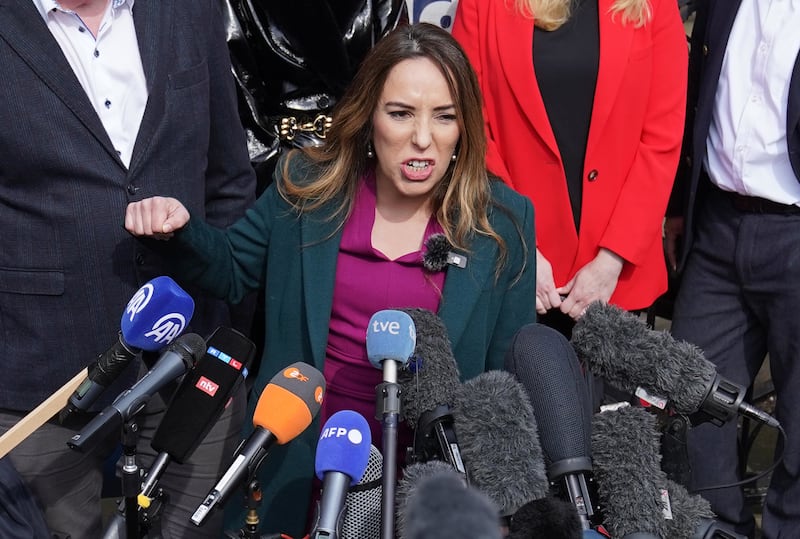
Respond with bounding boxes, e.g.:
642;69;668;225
224;479;279;539
375;360;402;539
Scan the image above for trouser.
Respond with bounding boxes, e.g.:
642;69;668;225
671;185;800;539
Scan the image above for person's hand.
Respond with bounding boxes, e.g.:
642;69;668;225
125;196;190;240
557;248;624;320
535;248;563;315
664;216;684;273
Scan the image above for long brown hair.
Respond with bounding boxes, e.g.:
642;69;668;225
279;23;508;266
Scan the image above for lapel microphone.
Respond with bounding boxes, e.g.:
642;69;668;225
422;234;467;272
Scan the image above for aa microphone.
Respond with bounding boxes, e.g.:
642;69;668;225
340;444;383;539
191;362;325;527
67;333;206;453
508;496;583;539
572;302;780;428
399;464;502;539
505;323;596;529
366;309;416;539
139;327;256;503
310;410;372;539
60;276;195;423
396;308;466;477
451;370;549;517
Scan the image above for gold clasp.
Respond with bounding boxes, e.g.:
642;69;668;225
278;114;333;141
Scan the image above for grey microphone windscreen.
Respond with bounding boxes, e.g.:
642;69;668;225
396;460;465;538
662;478;715;538
452;370;549;515
340;444;382;539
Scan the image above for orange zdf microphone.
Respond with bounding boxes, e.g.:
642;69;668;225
190;362;325;527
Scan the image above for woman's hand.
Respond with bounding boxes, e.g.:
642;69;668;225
557;248;624;320
125;196;190;240
535;248;563;315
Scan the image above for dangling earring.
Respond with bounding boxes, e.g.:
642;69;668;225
451;153;457;162
367;142;375;159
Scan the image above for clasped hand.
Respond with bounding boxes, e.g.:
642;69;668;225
125;196;190;239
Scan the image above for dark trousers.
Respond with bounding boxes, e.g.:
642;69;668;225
671;186;800;539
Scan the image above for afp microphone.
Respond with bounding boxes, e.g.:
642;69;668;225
310;410;372;539
60;276;195;423
396;308;466;476
139;326;256;502
67;333;206;453
572;302;780;428
191;362;325;527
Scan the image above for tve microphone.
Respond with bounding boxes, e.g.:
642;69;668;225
505;323;597;529
451;370;549;516
366;309;416;539
67;333;206;453
572;302;780;428
400;465;502;539
311;410;372;539
191;362;325;527
60;276;195;422
397;308;466;477
340;444;383;539
139;327;256;502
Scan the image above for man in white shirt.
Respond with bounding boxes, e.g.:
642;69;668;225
665;0;800;537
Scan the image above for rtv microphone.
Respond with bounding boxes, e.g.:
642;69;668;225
366;309;416;539
400;464;502;539
572;302;780;429
451;370;549;517
191;362;325;527
340;444;383;539
139;327;256;502
67;333;206;453
504;323;596;528
60;276;195;423
396;308;466;477
310;410;372;539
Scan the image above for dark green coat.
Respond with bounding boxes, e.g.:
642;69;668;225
169;157;536;535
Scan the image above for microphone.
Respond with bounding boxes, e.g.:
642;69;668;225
310;410;372;539
504;323;596;528
396;308;466;477
60;276;195;423
399;464;502;539
67;333;207;453
571;302;780;428
366;309;416;539
138;326;256;503
191;361;325;527
340;444;383;539
451;370;549;517
508;496;583;539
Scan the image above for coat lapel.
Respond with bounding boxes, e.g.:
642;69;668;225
496;5;560;158
0;0;120;164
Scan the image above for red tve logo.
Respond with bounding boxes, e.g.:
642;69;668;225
196;376;219;397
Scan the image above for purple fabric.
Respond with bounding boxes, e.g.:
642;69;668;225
322;171;446;451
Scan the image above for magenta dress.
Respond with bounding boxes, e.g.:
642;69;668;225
321;171;446;451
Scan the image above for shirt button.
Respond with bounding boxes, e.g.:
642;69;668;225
104;99;112;108
135;253;145;265
94;49;100;58
587;169;599;182
127;184;138;195
78;27;85;33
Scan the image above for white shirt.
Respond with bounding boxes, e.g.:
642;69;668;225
32;0;148;168
705;0;800;205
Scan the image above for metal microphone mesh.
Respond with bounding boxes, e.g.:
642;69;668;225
341;444;383;539
504;323;592;470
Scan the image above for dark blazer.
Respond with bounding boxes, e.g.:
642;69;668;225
167;153;537;535
0;0;255;410
669;0;800;267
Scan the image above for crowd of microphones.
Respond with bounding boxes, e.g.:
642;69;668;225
52;276;784;539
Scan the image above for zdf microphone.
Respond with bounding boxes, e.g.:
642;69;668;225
191;361;325;527
60;276;195;423
67;333;206;453
571;302;780;429
310;410;372;539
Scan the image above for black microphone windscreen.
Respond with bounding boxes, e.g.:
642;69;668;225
422;233;451;273
396;460;458;537
591;405;668;538
508;496;583;539
397;308;461;424
572;303;715;414
505;323;592;472
402;466;502;539
340;444;383;539
452;370;549;515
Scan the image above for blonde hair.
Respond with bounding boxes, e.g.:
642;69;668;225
513;0;652;31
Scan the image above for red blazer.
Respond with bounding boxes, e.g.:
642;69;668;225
452;0;687;310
